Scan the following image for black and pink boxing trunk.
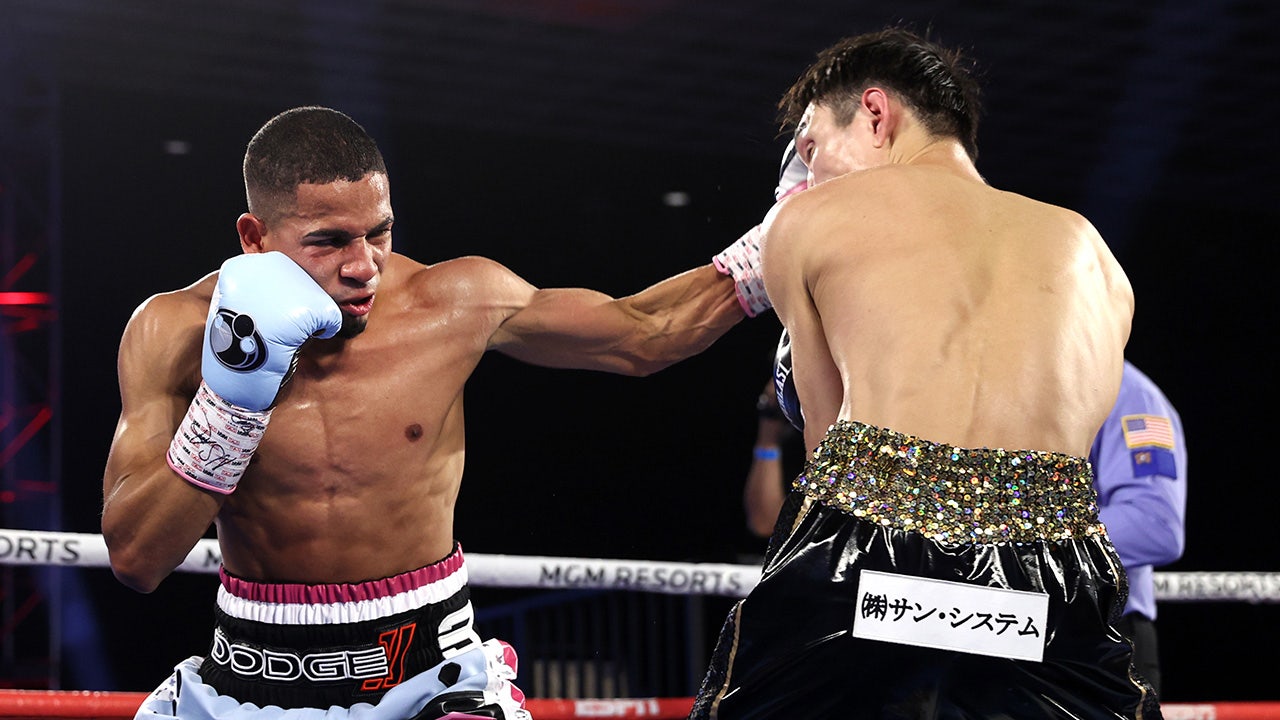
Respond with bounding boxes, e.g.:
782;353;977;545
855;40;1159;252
200;544;487;710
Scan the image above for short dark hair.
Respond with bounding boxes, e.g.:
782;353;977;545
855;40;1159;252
778;27;983;160
243;106;387;223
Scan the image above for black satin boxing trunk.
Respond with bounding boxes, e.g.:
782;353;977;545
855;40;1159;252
691;421;1160;720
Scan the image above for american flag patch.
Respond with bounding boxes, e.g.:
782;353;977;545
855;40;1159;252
1122;414;1175;449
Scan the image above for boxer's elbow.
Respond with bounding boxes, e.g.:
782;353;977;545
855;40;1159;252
103;530;170;593
109;554;169;594
112;566;164;594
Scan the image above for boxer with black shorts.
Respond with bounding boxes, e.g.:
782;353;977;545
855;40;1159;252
690;27;1160;719
102;106;769;719
137;546;529;719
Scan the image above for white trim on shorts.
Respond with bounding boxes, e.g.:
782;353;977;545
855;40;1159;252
216;564;470;625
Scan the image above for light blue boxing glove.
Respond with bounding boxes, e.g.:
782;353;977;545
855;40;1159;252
713;140;812;318
202;252;342;411
167;252;342;494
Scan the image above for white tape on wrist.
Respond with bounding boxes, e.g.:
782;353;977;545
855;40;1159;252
166;381;272;494
713;224;770;317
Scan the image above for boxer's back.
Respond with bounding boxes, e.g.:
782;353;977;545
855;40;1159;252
767;163;1133;457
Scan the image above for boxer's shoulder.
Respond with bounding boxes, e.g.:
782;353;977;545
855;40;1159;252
126;273;216;339
401;254;532;309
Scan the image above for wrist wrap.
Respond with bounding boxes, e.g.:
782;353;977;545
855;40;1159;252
713;224;770;317
167;381;272;494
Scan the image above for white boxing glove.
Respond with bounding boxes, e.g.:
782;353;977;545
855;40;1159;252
167;252;342;493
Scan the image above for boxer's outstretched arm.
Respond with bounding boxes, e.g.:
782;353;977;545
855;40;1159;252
102;291;225;593
488;262;745;376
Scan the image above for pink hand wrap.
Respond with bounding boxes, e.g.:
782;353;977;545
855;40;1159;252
713;224;770;318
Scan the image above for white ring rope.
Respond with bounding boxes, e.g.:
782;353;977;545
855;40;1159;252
0;529;758;597
3;529;1277;603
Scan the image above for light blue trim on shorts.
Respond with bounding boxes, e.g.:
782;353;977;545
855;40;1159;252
135;641;524;720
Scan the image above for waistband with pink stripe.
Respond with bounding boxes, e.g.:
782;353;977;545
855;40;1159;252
216;544;469;625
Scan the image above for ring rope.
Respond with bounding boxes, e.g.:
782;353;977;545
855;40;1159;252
3;529;1279;603
0;691;1278;720
0;529;757;597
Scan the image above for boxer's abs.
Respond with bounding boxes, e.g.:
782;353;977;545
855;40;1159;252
214;464;461;584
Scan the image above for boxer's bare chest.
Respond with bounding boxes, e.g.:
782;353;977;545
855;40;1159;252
244;300;489;487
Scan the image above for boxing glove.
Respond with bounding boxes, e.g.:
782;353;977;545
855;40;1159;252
715;141;814;318
201;252;343;411
167;252;342;494
775;137;811;201
773;328;804;431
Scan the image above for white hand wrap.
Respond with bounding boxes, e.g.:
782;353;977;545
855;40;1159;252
166;381;272;494
713;224;770;317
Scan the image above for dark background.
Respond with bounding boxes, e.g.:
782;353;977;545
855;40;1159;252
3;0;1278;704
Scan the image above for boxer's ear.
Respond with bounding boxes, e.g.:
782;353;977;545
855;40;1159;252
860;88;896;148
237;213;267;254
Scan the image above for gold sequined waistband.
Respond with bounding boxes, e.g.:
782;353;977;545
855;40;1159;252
795;420;1105;544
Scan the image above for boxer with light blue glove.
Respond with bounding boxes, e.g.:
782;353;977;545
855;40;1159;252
714;138;812;318
166;251;342;494
108;106;749;719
